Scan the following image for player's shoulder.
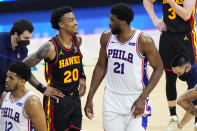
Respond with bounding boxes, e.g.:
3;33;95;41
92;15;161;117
25;95;40;107
138;31;153;45
100;30;112;45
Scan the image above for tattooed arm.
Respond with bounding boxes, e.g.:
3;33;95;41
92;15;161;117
177;85;197;116
77;36;82;47
23;41;64;99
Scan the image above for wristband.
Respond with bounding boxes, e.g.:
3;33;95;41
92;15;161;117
36;83;46;93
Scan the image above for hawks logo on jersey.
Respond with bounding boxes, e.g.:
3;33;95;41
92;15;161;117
59;56;81;69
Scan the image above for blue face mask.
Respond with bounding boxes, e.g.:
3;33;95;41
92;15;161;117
178;67;189;81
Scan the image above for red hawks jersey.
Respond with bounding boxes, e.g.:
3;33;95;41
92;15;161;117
45;35;83;93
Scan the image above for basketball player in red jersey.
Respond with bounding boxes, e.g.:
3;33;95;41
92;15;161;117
23;7;86;131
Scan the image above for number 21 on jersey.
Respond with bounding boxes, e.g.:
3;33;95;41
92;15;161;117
114;62;124;74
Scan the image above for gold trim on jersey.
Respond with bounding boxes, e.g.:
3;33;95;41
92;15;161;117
45;62;52;131
191;30;197;59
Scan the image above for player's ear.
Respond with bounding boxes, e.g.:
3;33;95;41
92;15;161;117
186;64;192;72
59;22;64;29
13;32;19;38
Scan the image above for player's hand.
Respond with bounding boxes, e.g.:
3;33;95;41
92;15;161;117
130;96;146;118
79;78;86;97
153;18;167;31
44;86;65;100
84;101;94;120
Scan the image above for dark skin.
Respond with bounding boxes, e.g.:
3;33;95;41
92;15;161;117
84;13;163;119
177;85;197;116
23;12;86;100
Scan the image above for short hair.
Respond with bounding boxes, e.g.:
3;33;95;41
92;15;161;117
10;19;34;35
171;54;191;68
50;6;72;30
8;61;31;81
111;3;134;25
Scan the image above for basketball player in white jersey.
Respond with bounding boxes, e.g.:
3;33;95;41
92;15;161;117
84;3;163;131
0;61;47;131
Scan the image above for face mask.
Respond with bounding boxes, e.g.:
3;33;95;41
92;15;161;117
17;40;30;47
178;67;190;81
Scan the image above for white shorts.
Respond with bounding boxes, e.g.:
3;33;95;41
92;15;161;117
103;89;151;131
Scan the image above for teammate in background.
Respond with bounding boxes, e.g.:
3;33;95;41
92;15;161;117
23;7;86;131
143;0;197;130
171;54;197;130
0;19;34;96
84;3;163;131
0;61;47;131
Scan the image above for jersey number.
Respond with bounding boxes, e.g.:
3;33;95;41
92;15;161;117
168;8;176;20
64;68;79;83
114;62;124;74
5;121;13;131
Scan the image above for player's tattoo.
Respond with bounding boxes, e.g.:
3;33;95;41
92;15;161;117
28;73;40;88
23;42;51;68
185;104;197;115
77;36;82;47
23;42;51;89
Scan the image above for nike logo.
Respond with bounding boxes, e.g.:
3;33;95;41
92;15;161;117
111;41;116;43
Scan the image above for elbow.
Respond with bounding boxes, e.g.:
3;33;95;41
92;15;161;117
157;64;164;76
182;13;191;21
183;16;191;21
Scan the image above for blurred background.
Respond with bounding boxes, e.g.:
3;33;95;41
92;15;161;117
0;0;162;38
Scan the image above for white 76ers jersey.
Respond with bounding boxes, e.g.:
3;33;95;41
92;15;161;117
1;91;35;131
105;29;149;95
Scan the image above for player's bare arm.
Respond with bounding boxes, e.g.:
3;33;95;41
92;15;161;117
166;0;196;21
23;42;64;99
131;33;163;117
25;96;47;131
143;0;167;31
77;36;82;47
84;30;110;119
177;85;197;116
76;36;86;97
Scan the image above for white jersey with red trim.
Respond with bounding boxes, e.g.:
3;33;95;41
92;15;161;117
1;91;35;131
105;29;149;95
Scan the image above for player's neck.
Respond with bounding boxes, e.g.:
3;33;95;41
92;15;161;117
117;27;133;41
58;31;73;48
117;27;133;42
11;87;27;100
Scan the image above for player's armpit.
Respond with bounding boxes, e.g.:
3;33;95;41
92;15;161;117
25;96;47;131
